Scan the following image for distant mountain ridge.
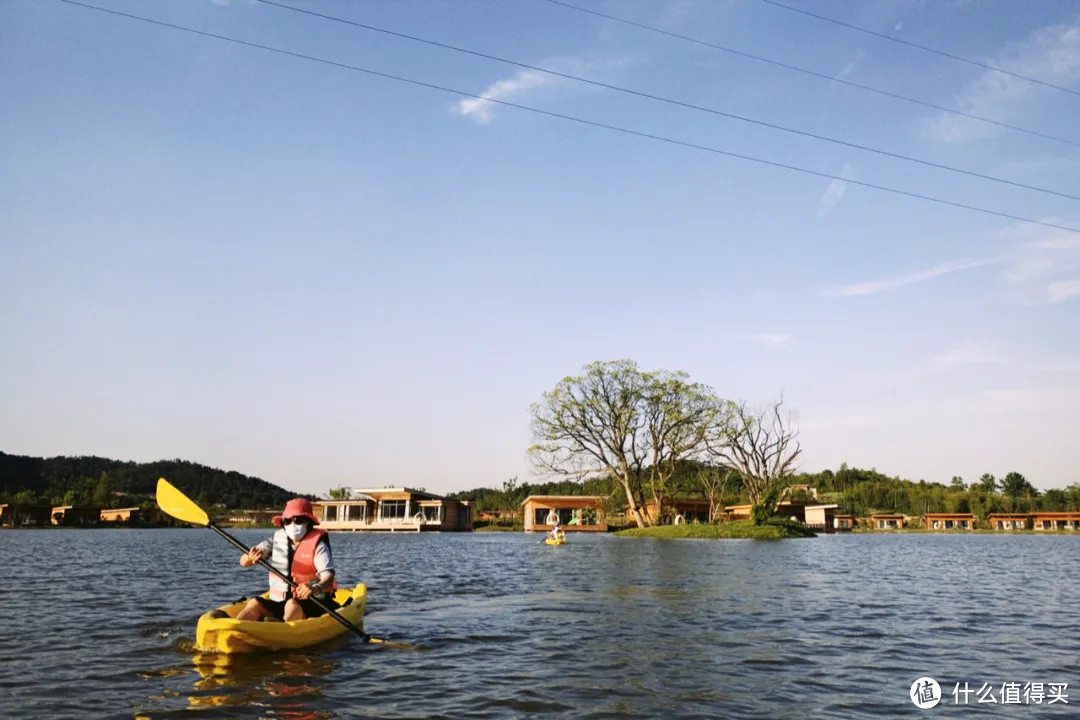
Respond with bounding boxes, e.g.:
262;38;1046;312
0;451;303;509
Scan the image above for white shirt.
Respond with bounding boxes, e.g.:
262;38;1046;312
256;532;335;582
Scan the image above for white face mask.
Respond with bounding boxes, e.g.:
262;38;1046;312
284;522;308;541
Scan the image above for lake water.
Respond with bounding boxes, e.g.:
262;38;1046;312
2;529;1077;719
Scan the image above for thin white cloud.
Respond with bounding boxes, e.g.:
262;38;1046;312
657;0;701;28
894;21;904;32
925;18;1080;143
456;56;633;124
457;69;551;125
751;333;794;348
834;60;857;82
817;163;855;217
934;344;1008;369
1048;279;1080;303
827;257;1001;297
1002;225;1080;292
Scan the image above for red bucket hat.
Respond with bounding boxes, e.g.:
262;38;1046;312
274;498;320;527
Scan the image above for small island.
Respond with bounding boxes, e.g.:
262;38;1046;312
614;519;815;540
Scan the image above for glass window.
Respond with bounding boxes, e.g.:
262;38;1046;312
347;504;366;521
381;500;406;519
422;505;441;521
324;505;338;522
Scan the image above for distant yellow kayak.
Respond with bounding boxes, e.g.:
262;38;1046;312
545;537;567;545
196;583;367;654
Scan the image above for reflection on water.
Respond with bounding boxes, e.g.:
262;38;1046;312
3;529;1079;719
181;650;338;716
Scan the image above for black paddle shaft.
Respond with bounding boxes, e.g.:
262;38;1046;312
207;522;371;641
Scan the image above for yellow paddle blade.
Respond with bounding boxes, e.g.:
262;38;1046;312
367;637;419;650
156;478;209;526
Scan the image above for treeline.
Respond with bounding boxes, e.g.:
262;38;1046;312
0;452;300;509
795;465;1080;516
449;461;739;517
452;462;1080;519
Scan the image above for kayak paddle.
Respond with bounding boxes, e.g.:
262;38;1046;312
155;478;410;649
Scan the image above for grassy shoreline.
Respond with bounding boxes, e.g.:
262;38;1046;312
614;519;816;540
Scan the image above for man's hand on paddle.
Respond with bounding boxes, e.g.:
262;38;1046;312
294;582;315;600
239;547;264;567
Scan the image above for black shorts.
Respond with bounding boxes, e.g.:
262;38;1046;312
255;594;339;619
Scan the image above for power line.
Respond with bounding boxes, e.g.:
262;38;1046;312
756;0;1080;99
256;0;1080;203
542;0;1080;149
55;0;1080;236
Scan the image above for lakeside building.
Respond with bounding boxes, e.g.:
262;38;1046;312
51;506;100;527
925;513;975;530
313;488;472;532
1031;512;1080;531
803;504;839;530
477;508;517;523
723;501;837;525
226;509;280;525
521;495;607;532
870;513;906;530
0;504;52;527
987;513;1030;530
641;498;713;525
834;514;855;530
100;507;144;523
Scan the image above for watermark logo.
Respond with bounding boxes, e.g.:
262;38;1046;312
911;677;942;709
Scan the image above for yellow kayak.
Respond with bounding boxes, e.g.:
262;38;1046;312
196;583;367;654
545;537;567;545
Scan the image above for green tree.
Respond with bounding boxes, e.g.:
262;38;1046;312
14;489;39;505
1002;472;1035;498
91;472;112;507
1041;489;1068;511
979;473;998;493
1067;483;1080;511
327;486;351;500
950;476;965;490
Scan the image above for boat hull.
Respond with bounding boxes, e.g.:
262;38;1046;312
195;583;367;654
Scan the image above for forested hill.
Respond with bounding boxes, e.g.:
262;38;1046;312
0;452;301;509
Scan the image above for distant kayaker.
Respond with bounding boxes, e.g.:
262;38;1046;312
235;498;339;622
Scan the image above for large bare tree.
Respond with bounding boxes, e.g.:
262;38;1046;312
708;397;801;511
528;360;724;528
696;465;736;522
641;371;727;524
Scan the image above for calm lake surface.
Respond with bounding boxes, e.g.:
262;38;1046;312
2;529;1077;719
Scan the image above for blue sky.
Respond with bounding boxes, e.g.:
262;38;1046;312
2;0;1079;495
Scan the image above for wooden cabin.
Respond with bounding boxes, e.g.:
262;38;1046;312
226;509;279;525
834;514;855;530
51;506;100;527
0;504;52;527
313;488;472;532
1030;512;1080;531
870;513;906;530
100;507;143;523
925;513;975;530
987;513;1029;530
803;504;838;529
641;498;712;525
522;495;606;532
723;504;752;521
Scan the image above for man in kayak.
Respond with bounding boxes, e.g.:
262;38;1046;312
235;498;339;622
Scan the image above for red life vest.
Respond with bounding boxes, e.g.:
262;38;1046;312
268;528;338;601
